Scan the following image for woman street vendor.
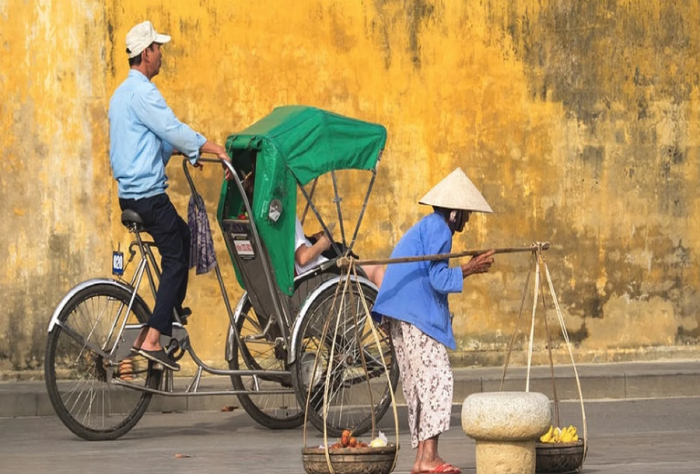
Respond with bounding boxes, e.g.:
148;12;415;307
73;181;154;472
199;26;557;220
372;168;495;474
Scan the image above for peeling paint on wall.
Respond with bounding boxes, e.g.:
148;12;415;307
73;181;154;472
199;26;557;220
1;0;700;372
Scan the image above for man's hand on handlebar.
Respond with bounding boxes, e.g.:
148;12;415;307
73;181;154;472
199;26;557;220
214;150;233;181
199;141;233;180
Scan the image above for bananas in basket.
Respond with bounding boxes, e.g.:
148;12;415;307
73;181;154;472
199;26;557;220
539;425;579;443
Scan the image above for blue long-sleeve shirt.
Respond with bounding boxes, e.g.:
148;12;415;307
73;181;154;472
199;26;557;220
109;70;207;199
372;212;464;349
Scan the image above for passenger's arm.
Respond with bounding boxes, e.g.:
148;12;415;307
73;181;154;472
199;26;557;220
295;231;331;267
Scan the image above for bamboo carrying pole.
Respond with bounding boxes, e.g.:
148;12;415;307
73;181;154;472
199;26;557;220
337;242;550;269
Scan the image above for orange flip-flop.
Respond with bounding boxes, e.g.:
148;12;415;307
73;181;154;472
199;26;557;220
416;462;461;474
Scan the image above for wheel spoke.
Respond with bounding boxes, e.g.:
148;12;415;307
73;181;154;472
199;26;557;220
45;284;159;440
229;298;304;429
53;321;110;360
292;282;398;437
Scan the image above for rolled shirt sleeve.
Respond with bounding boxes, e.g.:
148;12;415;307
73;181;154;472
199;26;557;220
109;70;209;199
132;87;207;164
371;212;464;349
424;218;463;294
161;141;174;165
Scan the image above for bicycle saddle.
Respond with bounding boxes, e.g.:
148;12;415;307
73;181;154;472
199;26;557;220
121;209;145;231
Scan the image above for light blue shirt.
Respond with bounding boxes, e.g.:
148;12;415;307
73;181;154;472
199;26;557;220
109;70;207;199
372;212;464;349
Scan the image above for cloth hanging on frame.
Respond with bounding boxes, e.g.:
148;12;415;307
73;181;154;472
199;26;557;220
187;192;217;275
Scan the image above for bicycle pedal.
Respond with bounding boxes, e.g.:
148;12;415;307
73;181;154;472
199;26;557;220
178;307;192;325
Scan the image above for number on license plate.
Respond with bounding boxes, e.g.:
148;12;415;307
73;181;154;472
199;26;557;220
112;251;124;275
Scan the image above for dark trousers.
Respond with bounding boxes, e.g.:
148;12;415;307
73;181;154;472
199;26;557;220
119;193;190;337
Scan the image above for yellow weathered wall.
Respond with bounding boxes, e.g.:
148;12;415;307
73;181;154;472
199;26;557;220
0;0;112;372
2;0;700;373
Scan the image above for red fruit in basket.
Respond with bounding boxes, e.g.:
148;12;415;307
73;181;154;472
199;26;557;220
349;437;357;447
330;442;343;450
341;429;351;447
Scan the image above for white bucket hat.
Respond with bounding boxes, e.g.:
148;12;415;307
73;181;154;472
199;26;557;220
126;21;171;58
419;167;493;213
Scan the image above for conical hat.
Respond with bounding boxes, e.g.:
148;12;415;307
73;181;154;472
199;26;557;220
418;168;493;213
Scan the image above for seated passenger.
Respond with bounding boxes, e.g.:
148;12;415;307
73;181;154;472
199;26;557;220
294;217;330;275
295;217;384;287
243;162;384;287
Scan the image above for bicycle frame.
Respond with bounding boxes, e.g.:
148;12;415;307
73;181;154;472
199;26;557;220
204;158;296;342
126;169;297;396
46;160;300;399
45;108;395;439
45;158;377;399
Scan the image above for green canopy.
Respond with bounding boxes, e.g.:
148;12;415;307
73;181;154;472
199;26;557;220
217;106;387;295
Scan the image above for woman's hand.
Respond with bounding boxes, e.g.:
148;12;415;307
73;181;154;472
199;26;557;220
461;249;495;278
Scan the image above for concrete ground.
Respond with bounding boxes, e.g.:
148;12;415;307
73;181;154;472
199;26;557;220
1;360;699;473
1;397;699;474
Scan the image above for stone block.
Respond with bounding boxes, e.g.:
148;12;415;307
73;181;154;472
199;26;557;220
462;391;552;474
462;391;551;441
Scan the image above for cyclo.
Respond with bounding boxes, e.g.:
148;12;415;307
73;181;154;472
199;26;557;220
44;106;399;441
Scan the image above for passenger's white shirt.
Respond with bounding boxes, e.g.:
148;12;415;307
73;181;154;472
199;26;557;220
294;218;328;275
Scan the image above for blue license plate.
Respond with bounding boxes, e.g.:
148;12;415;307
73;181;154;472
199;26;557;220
112;251;124;275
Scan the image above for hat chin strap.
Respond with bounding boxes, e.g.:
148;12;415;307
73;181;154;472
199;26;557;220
446;210;461;234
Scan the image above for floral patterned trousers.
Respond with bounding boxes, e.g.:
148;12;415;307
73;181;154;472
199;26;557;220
389;318;453;449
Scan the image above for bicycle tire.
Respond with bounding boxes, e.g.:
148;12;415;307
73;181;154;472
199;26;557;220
290;281;399;437
228;296;304;429
45;282;161;440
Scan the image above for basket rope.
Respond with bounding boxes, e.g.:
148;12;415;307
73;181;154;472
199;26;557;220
320;273;352;473
301;274;344;452
302;258;400;474
500;244;588;465
499;255;533;388
542;252;588;462
352;261;401;473
305;241;577;472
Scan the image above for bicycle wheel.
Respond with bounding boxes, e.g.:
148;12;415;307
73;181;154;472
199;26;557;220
45;282;161;440
291;281;399;437
228;296;304;429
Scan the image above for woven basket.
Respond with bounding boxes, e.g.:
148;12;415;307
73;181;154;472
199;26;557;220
536;440;585;473
302;445;396;474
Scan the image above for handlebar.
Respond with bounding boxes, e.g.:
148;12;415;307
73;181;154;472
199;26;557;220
181;156;238;197
191;154;237;174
